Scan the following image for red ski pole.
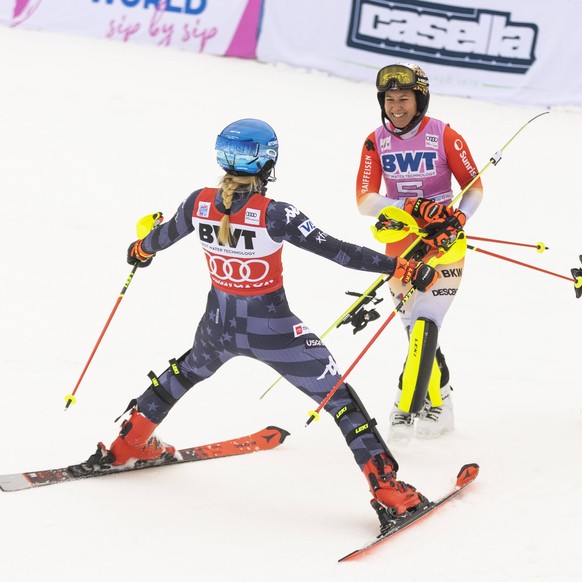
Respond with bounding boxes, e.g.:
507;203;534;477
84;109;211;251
64;265;139;410
303;235;464;427
64;212;163;410
467;236;548;253
305;284;417;426
467;244;575;284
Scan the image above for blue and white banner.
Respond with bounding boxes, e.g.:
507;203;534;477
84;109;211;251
1;0;581;108
0;0;262;57
256;0;582;108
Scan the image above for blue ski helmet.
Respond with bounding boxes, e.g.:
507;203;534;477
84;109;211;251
215;118;278;178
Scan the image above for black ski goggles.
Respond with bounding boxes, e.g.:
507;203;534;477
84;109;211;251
376;64;428;92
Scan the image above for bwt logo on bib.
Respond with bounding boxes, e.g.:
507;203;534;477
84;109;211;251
382;150;437;175
199;223;256;249
347;0;537;74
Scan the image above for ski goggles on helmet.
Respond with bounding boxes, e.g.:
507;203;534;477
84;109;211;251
215;134;278;175
376;64;428;92
215;135;261;158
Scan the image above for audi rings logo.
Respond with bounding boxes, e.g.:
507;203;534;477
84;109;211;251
206;253;270;282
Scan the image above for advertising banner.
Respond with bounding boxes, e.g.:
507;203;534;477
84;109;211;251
0;0;262;57
256;0;582;108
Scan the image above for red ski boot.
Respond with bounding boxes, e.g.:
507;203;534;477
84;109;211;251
363;453;426;516
108;408;177;467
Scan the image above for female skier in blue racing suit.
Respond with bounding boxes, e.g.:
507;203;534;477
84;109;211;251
87;118;438;520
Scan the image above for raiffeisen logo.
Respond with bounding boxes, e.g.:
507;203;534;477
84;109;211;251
347;0;538;74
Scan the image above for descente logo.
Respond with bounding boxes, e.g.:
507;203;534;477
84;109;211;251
347;0;538;74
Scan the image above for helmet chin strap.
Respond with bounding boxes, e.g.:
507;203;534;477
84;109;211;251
257;159;276;191
378;89;430;137
257;168;275;195
266;164;277;183
381;111;423;137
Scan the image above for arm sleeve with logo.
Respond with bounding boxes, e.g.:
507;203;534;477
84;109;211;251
266;200;398;274
140;189;201;254
443;126;483;219
355;132;395;217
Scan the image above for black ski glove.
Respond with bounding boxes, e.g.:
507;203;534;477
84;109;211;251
127;240;155;268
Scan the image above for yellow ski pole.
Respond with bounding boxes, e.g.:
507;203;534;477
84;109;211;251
304;235;467;426
261;112;549;400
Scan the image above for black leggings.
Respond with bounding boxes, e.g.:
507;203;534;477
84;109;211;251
136;286;388;469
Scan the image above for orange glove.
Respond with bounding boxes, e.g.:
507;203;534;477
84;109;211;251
127;240;155;268
393;258;439;292
445;208;467;230
404;197;450;222
422;209;466;250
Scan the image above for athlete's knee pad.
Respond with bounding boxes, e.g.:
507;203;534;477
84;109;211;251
149;355;196;405
135;354;200;424
333;383;398;471
399;317;439;414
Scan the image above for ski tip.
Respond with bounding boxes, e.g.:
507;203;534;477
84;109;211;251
456;463;479;487
265;426;291;444
338;550;361;563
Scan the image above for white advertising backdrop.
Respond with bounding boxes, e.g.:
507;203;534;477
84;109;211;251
2;1;581;107
256;0;582;108
0;0;262;57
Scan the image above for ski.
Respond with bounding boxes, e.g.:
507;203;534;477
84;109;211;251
339;463;479;562
0;425;290;492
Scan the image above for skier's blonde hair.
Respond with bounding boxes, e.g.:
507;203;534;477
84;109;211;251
217;173;263;246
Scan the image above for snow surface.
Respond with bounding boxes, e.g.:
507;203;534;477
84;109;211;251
1;25;581;582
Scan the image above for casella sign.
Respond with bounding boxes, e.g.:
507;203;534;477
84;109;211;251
347;0;538;74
